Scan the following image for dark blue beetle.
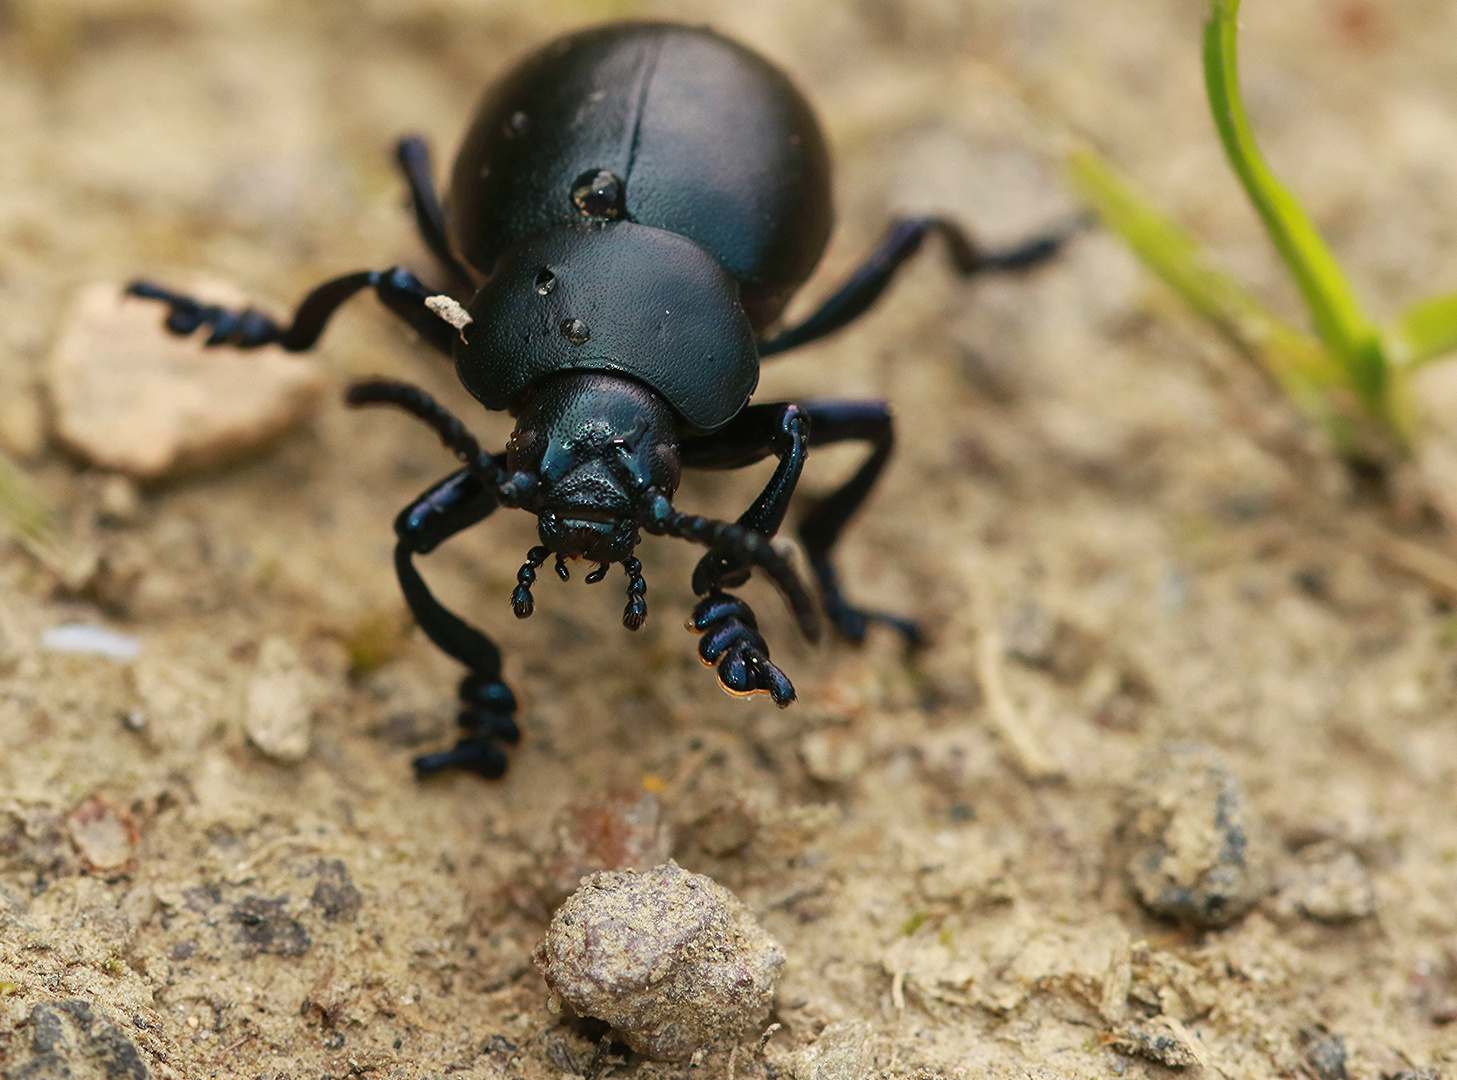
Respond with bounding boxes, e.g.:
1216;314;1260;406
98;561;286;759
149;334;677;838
130;23;1076;777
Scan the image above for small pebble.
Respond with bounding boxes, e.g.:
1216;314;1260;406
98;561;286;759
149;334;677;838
1120;744;1271;928
1002;601;1097;681
534;863;785;1061
244;637;312;762
790;1019;873;1080
1273;841;1375;925
0;387;46;460
41;623;140;661
98;474;141;524
48;281;325;480
1108;1016;1206;1069
1302;1030;1349;1080
66;795;138;871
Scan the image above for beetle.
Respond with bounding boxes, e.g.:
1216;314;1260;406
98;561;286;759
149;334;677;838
128;22;1079;778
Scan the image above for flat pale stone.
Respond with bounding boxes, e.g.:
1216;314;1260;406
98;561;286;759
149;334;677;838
245;636;312;762
48;280;326;479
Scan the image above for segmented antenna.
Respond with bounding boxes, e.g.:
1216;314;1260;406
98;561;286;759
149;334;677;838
344;379;537;505
511;546;551;618
640;493;820;643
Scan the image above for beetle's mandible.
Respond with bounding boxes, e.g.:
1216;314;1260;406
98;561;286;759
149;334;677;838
129;22;1079;778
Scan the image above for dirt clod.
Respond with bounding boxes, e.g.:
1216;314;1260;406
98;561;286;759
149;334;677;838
1107;1016;1208;1069
1120;744;1272;928
1272;841;1376;925
230;895;311;958
531;790;675;916
1003;601;1098;680
309;859;361;921
0;999;151;1080
534;863;785;1061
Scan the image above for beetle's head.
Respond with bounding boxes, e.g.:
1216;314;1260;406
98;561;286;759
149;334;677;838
508;372;681;563
344;373;821;643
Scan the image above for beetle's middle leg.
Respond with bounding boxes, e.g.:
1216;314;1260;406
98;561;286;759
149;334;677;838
796;400;921;646
393;464;523;779
679;404;809;705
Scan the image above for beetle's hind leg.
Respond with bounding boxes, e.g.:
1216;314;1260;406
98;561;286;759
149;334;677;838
393;466;522;779
798;400;921;646
395;135;475;291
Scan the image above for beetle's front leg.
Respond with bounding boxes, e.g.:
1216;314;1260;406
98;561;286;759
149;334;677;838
683;403;808;592
127;266;458;357
393;465;522;778
680;404;809;705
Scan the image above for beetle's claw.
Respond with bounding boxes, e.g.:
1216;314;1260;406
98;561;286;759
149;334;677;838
690;591;795;707
821;595;923;648
414;673;520;779
622;557;647;630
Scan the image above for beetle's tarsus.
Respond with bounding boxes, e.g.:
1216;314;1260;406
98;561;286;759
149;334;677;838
126;280;282;349
691;591;796;706
644;500;821;644
414;740;508;779
816;569;925;647
622;557;647;630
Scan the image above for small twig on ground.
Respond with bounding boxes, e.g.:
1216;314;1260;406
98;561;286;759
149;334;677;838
1348;518;1457;602
974;622;1061;782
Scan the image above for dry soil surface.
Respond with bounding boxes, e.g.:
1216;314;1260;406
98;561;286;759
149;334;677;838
3;0;1457;1078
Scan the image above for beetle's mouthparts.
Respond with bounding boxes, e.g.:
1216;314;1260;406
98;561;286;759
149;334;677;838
509;543;649;631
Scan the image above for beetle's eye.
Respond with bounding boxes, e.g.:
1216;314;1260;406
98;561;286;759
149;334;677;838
534;268;556;295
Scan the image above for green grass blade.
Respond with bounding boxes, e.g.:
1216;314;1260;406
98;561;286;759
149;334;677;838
1389;292;1457;369
0;450;57;552
1204;0;1383;395
1067;147;1338;397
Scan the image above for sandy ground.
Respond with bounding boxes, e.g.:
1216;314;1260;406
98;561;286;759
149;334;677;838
3;0;1457;1077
